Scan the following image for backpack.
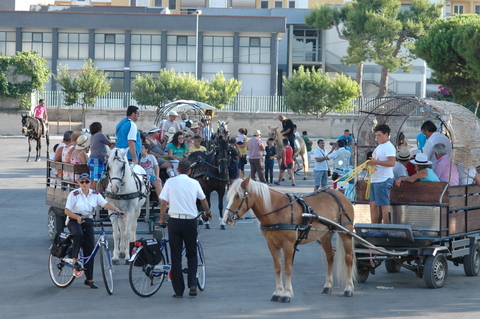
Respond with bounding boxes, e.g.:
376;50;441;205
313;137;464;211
50;232;72;258
131;238;162;265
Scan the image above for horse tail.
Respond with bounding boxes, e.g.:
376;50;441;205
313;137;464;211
335;233;358;285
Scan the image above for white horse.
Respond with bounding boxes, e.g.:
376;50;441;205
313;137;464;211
105;148;149;264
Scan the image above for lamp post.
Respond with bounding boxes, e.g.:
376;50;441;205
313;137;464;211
195;10;202;79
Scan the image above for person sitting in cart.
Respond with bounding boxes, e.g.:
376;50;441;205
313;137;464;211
393;147;410;180
64;173;124;289
140;143;163;199
420;120;452;169
433;143;459;186
395;153;440;186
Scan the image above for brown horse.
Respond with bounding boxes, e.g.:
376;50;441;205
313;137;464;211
223;177;357;301
268;126;309;180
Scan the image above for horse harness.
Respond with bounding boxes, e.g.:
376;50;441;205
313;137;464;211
190;149;229;182
104;151;149;201
258;189;353;255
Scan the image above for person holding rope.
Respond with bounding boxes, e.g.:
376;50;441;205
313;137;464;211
368;124;396;224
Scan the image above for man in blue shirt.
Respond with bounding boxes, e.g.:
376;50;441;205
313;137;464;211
115;105;141;164
338;129;355;153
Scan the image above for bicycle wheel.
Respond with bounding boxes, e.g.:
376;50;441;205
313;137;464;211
100;245;114;295
197;241;206;291
48;254;75;288
129;248;166;297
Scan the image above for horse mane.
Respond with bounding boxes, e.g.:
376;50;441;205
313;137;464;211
227;178;272;212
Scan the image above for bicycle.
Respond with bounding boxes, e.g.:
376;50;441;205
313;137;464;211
48;212;121;295
128;217;206;298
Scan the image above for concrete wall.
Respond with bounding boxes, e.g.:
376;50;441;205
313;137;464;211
2;109;420;141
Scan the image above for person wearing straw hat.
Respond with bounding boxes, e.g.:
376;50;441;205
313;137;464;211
393;147;410;180
367;124;396;224
395;153;440;187
247;130;267;183
70;134;90;181
164;127;177;144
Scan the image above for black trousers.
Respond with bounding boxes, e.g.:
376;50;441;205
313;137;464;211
67;218;95;280
168;218;198;296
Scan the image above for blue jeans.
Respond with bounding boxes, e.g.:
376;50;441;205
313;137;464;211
369;178;394;206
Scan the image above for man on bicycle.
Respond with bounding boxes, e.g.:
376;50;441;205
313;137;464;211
159;160;212;298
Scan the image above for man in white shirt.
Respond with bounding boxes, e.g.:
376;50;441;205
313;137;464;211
313;139;329;191
159;160;211;298
368;124;396;224
421;120;452;169
162;110;181;136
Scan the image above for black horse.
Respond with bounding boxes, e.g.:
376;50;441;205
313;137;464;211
21;115;49;162
188;138;230;229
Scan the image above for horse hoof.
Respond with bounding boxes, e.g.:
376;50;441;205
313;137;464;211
125;260;131;265
280;296;291;303
322;287;332;294
270;295;280;302
205;224;211;229
303;177;307;180
343;291;354;297
113;259;120;265
26;159;30;162
219;225;226;230
119;252;125;259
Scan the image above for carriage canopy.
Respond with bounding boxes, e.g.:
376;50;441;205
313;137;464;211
353;97;480;168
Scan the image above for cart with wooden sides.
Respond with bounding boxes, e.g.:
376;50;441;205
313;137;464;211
351;98;480;288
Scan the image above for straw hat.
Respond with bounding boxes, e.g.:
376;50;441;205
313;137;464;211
410;153;432;165
168;110;178;116
148;125;160;133
396;147;411;161
75;134;90;150
164;127;177;138
253;130;261;136
190;122;200;129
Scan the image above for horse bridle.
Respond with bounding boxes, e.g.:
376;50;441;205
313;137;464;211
225;190;249;222
105;152;126;187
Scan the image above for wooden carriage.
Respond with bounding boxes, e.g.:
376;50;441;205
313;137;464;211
352;98;480;288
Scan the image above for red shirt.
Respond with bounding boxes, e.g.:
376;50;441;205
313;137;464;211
281;146;293;165
406;162;417;176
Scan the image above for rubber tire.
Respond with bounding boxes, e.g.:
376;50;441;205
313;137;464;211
100;245;114;295
47;208;65;240
463;243;480;276
423;253;448;289
357;267;370;283
129;248;166;297
48;254;75;288
385;259;402;273
197;241;206;291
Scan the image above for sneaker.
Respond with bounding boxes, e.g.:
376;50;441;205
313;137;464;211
273;182;280;186
291;184;296;186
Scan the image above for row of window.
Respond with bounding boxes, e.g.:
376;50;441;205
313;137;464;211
0;31;271;64
260;0;295;9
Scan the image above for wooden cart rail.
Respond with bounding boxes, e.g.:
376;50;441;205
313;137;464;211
355;180;480;237
46;160;89;209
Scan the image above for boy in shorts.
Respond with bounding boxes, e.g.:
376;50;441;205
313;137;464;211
236;141;248;179
274;139;295;186
368;124;396;224
140;144;163;199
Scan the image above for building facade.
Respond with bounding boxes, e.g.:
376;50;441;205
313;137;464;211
0;9;285;95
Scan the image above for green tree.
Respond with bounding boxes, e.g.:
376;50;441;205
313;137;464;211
283;66;360;117
416;14;480;115
56;59;110;125
0;51;50;108
132;69;241;109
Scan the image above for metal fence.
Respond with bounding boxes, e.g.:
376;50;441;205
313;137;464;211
42;91;387;115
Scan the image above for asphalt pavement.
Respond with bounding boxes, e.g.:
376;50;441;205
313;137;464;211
1;136;480;319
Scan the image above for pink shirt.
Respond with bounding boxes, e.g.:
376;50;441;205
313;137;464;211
247;136;265;159
434;154;459;185
34;105;47;119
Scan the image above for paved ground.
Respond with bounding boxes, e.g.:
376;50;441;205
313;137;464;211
2;136;480;319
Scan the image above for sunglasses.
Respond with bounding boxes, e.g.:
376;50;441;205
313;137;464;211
79;180;91;184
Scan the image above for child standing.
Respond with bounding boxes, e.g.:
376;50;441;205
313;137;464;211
236;141;248;179
274;139;295;186
140;144;163;199
264;137;276;185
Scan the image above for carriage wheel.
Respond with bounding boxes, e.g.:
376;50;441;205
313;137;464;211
423;253;448;289
48;254;75;288
385;259;402;273
129;249;166;297
463;243;480;276
357;266;370;283
100;245;114;295
47;208;64;240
